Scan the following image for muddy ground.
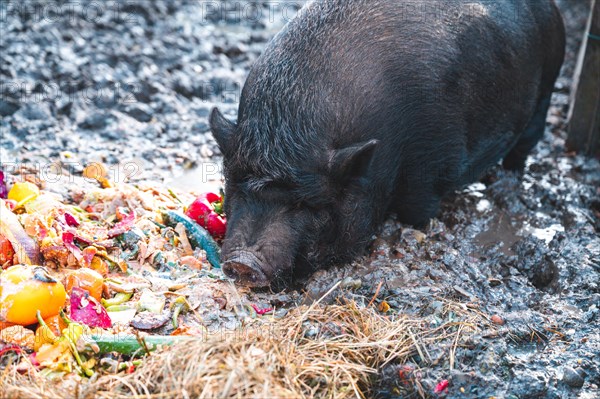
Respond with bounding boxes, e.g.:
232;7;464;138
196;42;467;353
1;1;599;398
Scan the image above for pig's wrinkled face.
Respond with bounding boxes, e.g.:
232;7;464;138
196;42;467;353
219;175;331;287
210;108;378;287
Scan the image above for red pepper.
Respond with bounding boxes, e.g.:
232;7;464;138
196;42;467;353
185;193;226;239
251;304;273;315
434;379;449;394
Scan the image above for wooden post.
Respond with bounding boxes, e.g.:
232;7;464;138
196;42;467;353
567;0;600;157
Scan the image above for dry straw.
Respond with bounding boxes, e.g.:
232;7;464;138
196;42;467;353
1;297;489;399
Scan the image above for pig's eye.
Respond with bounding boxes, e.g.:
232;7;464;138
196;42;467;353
259;183;296;203
293;195;328;211
263;181;294;192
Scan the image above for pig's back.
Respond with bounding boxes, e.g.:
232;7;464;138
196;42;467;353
238;0;564;184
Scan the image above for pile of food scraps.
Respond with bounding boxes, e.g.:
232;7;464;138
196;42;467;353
1;168;495;398
2;296;492;398
0;167;248;380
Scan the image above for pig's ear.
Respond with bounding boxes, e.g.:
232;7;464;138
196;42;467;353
330;139;379;183
210;107;236;156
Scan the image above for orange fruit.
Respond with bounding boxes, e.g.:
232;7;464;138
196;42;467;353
0;265;66;325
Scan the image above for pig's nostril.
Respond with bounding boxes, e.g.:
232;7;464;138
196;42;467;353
223;260;270;288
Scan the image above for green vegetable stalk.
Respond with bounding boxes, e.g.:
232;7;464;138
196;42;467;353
101;292;133;308
90;334;193;356
170;296;190;329
162;210;221;268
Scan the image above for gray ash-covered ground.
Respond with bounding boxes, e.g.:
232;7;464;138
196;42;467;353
1;1;598;398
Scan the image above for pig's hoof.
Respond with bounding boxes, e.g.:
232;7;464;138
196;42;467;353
223;256;270;287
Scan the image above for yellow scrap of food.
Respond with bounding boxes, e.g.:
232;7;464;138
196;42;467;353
7;181;40;205
82;162;107;180
83;162;113;188
64;267;104;302
0;265;67;325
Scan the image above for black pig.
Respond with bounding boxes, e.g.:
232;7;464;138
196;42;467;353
209;0;565;287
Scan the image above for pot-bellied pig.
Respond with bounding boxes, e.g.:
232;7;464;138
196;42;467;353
209;0;566;287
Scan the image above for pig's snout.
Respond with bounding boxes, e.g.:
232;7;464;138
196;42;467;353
222;252;271;287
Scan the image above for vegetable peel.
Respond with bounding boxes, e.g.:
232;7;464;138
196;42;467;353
69;287;112;329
